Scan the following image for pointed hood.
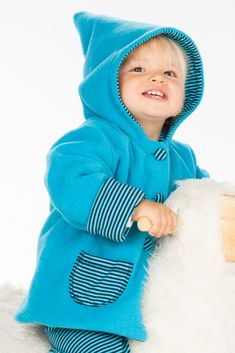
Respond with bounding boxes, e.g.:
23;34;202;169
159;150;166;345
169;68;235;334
73;11;204;144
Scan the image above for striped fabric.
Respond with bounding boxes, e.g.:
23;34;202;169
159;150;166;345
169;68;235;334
156;30;203;141
45;326;130;353
87;177;145;242
118;28;203;143
155;193;164;203
143;234;157;253
69;251;133;307
153;148;167;160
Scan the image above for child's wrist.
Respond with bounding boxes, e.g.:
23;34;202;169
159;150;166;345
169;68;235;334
131;199;148;222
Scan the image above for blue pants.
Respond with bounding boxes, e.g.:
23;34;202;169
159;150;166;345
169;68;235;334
45;326;131;353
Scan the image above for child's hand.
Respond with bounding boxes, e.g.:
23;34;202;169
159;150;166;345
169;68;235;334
132;199;177;238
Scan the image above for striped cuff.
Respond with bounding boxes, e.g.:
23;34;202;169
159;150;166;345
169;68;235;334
126;215;133;228
87;177;145;242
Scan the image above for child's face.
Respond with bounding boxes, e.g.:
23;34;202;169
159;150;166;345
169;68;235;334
118;38;185;137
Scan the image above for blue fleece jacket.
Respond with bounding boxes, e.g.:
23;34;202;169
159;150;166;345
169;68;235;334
15;11;208;341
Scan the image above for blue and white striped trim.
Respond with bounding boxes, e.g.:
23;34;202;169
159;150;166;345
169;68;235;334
87;177;145;242
159;30;203;140
155;193;164;203
143;234;157;253
69;251;133;307
154;148;167;160
45;326;130;353
118;28;203;142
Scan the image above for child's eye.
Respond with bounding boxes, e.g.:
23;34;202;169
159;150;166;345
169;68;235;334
164;70;176;77
131;67;145;72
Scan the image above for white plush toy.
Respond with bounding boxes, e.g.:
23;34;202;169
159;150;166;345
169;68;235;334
130;178;235;353
0;283;49;353
1;179;235;353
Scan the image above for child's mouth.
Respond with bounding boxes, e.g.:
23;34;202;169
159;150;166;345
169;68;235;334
142;90;167;100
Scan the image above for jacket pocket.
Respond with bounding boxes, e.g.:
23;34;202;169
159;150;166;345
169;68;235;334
69;251;133;307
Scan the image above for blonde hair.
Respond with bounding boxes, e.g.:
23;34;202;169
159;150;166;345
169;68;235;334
119;35;188;126
141;35;188;82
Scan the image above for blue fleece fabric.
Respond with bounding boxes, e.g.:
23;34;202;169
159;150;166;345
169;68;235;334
15;12;208;341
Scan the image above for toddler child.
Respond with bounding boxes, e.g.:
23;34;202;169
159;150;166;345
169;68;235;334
15;11;208;353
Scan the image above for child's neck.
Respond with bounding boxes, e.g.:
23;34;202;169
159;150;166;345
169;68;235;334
142;121;165;141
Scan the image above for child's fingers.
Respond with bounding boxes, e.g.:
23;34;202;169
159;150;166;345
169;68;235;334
149;210;177;237
149;212;169;237
149;221;162;236
157;209;175;236
169;210;178;233
148;213;163;237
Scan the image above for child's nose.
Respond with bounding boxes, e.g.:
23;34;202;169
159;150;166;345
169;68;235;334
150;73;166;84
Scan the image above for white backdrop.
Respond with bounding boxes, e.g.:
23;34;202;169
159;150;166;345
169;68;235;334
1;0;234;288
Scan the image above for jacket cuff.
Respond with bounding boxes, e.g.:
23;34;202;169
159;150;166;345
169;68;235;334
126;215;133;228
87;177;145;242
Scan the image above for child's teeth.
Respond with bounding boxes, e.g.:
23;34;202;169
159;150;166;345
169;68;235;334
147;90;163;96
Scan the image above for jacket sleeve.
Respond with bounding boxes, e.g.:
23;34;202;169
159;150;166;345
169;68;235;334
45;124;145;242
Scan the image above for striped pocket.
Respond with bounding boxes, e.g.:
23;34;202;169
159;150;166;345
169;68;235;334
69;251;133;307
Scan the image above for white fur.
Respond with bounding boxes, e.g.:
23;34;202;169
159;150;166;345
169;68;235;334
1;179;235;352
0;282;50;353
129;178;235;353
